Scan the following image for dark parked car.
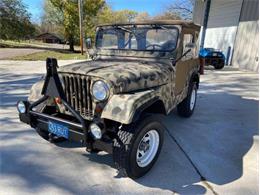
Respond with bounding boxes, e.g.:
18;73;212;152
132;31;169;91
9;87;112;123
199;48;225;69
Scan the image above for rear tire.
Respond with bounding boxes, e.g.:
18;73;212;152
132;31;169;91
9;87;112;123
177;82;197;117
214;62;225;69
113;115;164;178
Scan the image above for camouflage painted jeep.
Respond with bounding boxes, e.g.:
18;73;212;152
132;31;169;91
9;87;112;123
17;20;200;178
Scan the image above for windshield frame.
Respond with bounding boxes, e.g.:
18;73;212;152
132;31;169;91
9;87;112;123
95;24;180;53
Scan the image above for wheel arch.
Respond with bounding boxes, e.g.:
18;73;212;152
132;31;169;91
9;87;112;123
190;71;200;89
132;98;167;123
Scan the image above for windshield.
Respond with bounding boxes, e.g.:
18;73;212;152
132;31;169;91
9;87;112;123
96;25;179;52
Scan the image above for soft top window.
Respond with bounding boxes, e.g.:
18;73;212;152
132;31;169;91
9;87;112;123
96;25;179;52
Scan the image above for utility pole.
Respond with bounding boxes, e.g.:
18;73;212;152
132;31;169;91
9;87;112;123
78;0;84;55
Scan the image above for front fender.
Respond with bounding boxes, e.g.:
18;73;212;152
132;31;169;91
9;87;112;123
101;89;158;124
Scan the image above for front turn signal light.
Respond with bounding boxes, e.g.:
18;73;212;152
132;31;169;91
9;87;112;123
54;97;62;104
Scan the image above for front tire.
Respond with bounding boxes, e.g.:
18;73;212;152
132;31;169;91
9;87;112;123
113;115;164;178
177;82;197;117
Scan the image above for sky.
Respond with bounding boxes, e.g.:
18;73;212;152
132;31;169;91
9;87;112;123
106;0;173;15
23;0;44;23
22;0;174;23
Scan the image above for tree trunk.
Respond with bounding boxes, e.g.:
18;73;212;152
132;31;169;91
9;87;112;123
69;36;74;52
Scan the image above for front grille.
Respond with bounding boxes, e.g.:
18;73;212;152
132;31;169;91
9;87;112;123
61;73;94;119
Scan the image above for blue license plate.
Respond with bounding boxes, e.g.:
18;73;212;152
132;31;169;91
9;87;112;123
48;121;69;139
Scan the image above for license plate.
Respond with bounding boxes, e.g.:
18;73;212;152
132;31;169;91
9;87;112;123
213;53;217;56
48;121;69;139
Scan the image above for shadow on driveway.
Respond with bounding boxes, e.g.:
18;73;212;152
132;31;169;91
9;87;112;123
53;91;258;193
1;68;258;194
0;73;42;107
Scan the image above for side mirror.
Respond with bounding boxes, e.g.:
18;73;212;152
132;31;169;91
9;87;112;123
185;43;196;49
85;38;92;49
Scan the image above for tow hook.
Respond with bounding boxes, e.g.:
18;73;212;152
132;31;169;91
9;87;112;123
47;132;66;143
48;133;55;143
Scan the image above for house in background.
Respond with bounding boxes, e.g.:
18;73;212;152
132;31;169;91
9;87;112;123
35;33;63;44
193;0;259;72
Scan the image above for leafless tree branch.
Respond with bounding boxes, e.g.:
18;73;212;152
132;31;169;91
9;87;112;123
165;0;194;20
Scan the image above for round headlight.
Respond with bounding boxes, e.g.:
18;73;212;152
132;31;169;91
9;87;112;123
90;123;102;139
17;101;26;113
92;80;109;101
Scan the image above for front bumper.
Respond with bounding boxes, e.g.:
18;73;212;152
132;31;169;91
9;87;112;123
20;108;86;143
19;101;113;153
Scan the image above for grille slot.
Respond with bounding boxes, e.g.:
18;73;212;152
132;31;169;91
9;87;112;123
61;74;94;119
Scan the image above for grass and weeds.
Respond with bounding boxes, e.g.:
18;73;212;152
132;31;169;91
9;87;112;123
0;40;49;48
1;40;87;60
0;40;80;50
9;50;87;60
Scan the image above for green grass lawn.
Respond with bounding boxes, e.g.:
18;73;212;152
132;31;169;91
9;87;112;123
10;50;87;60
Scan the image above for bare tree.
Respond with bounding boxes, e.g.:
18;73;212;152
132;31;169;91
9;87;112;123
135;12;150;22
166;0;195;20
153;11;181;20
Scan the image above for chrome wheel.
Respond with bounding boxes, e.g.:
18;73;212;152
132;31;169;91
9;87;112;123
136;130;160;168
190;87;196;110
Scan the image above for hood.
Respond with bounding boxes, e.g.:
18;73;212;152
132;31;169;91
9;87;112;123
58;59;173;93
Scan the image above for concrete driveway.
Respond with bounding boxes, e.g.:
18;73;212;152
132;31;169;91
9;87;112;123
0;61;258;194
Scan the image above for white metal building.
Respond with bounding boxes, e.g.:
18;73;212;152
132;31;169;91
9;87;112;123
193;0;259;71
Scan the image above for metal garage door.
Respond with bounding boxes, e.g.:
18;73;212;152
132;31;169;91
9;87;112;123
232;0;259;71
204;0;243;65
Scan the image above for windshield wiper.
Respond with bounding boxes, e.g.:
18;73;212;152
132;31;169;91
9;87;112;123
151;24;176;35
113;25;144;49
113;25;134;34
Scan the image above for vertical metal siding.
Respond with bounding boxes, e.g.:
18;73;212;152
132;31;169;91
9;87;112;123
193;0;206;25
232;23;259;71
232;0;259;71
193;0;259;70
204;0;243;64
207;0;243;28
240;0;259;22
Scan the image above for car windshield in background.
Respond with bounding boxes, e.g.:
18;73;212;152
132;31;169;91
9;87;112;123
96;25;179;52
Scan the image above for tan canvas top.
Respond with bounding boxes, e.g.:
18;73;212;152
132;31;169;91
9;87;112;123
97;20;201;31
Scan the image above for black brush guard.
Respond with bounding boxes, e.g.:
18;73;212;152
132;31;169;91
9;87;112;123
20;58;89;145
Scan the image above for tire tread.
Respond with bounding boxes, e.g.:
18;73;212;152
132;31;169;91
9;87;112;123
113;115;164;178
